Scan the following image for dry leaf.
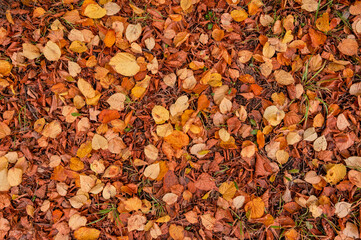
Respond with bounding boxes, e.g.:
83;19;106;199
43;41;61;61
109;52;140;77
0;169;10;191
92;134;108;150
302;0;318;12
42;120;62;138
274;70;295;85
69;41;88;53
144;144;159;162
338;39;358;56
170;95;189;116
348;170;361;187
0;122;11;139
69;214;87;230
152;105;170;124
335;202;351;218
128;214;147;232
325;164;346;185
304;171;321;184
74;227;100;240
84;4;106;19
144;163;160;180
107;93;126;111
200;214;216;230
126;24;142;43
244;197;265;219
231;9;248;22
263;105;285;126
69;194;88;209
169;224;185;240
313;135;327;152
104;2;120;16
180;0;192;11
7;167;22;187
219;181;237;201
163;193;178;205
22;43;40;60
316;12;330;32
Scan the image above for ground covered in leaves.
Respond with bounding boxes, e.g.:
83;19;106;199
1;0;361;239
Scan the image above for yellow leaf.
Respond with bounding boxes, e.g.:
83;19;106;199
69;157;84;171
6;10;14;24
69;41;88;53
131;86;146;100
7;167;22;187
78;78;96;99
77;141;93;158
152;105;170;124
43;41;61;61
84;3;106;19
244;197;265;219
316;12;330;32
218;181;237;201
74;227;100;240
156;215;171;223
208;73;222;87
231;9;248;22
129;3;145;15
109;52;140;77
124;197;143;212
180;0;192;11
325;164;346;185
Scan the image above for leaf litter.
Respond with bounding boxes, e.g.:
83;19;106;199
0;0;361;239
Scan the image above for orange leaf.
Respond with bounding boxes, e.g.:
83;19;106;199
197;95;210;111
212;29;224;41
256;130;265;149
104;29;116;48
250;84;263;96
98;109;120;123
309;28;327;48
164;130;189;149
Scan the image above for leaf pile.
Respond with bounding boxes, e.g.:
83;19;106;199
0;0;361;239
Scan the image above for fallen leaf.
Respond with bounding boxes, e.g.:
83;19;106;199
109;52;140;77
326;164;346;185
263;105;285;126
274;70;295;85
144;163;160;180
219;181;237;201
74;227;100;240
245;197;265;219
43;41;61;61
126;24;142;43
69;214;87;230
335;202;351;218
84;4;106;19
338;38;358;56
128;214;147;232
302;0;318;12
152;105;169;124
